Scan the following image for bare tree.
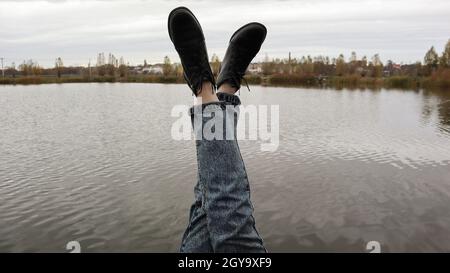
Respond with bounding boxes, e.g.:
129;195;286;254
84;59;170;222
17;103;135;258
118;57;127;78
97;53;106;76
55;57;64;78
163;56;173;76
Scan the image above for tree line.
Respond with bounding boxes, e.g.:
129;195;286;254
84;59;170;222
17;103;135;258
1;39;449;89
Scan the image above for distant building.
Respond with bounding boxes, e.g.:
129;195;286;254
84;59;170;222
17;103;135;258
247;63;262;74
150;65;164;74
384;62;402;76
134;64;164;74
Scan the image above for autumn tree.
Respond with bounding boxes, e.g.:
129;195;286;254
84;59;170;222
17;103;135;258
32;63;42;76
304;55;314;74
19;60;41;76
335;54;345;76
424;46;439;67
19;61;29;76
210;54;221;76
312;56;327;75
440;39;450;67
348;51;358;74
163;56;173;76
262;54;274;76
371;54;383;77
106;64;115;77
361;56;368;67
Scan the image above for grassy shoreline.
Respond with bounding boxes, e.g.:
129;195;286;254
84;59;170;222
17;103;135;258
1;75;449;91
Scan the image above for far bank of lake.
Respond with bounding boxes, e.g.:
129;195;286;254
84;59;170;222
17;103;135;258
1;74;449;91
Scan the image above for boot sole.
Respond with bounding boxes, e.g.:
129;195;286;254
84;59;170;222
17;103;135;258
229;22;267;43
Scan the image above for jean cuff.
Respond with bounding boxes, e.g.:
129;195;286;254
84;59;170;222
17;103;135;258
189;101;227;116
217;92;241;106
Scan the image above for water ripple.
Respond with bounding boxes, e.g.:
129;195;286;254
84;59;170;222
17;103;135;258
1;84;450;252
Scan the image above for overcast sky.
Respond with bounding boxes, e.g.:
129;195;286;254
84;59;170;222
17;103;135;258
0;0;449;67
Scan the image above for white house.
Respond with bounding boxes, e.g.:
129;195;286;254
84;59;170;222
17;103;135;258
247;63;263;74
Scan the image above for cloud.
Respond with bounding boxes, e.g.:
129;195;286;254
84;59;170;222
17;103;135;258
0;0;449;67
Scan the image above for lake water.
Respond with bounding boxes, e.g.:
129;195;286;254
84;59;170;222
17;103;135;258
1;83;450;252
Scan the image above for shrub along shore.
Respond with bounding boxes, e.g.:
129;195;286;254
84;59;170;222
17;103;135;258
1;74;449;91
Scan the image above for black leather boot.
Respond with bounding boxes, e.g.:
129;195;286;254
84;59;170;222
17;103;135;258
216;22;267;91
168;7;215;95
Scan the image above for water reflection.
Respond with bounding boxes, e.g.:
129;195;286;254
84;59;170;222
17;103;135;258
422;89;450;131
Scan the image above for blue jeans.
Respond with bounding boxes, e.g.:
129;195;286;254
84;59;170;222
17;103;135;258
180;92;266;253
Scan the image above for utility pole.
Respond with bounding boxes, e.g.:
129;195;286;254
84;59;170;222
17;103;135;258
1;58;4;78
288;52;292;74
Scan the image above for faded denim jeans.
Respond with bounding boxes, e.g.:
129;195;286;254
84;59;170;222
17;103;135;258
180;92;266;253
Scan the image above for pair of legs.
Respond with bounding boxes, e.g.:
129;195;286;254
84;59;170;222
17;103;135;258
180;84;266;253
168;7;267;252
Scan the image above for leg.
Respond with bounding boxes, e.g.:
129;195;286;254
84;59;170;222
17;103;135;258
199;22;267;251
180;180;212;252
191;89;266;253
217;83;237;95
180;85;218;253
168;7;219;253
